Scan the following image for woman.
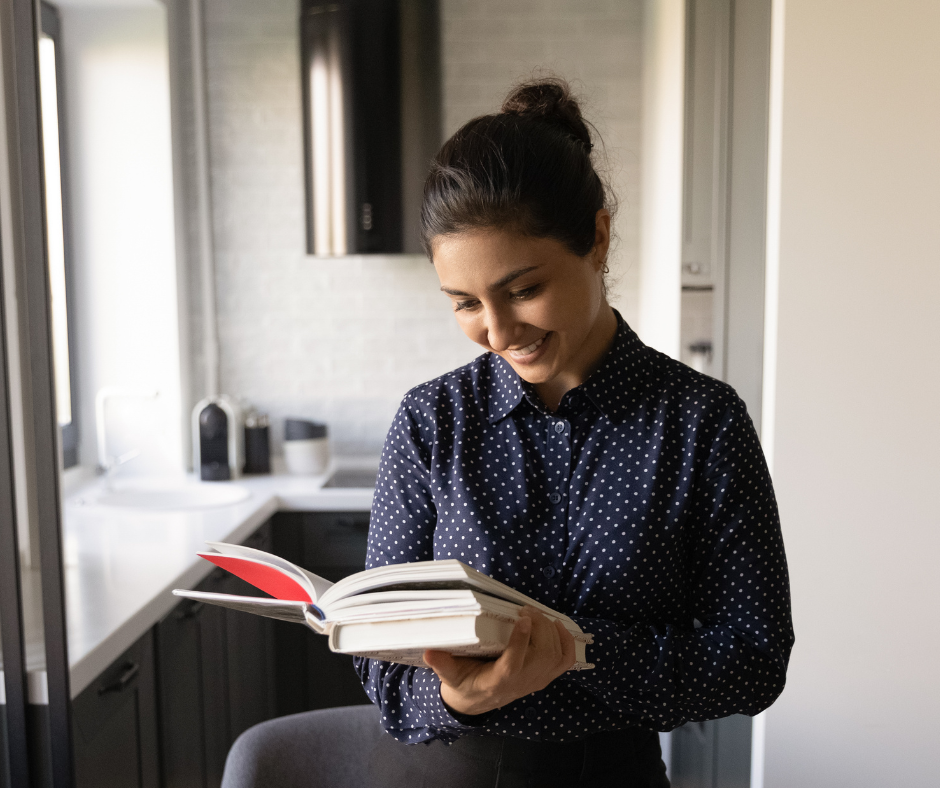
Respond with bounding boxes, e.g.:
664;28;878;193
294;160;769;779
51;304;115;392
356;78;793;788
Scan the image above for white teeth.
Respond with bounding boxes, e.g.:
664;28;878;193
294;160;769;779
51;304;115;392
509;335;545;358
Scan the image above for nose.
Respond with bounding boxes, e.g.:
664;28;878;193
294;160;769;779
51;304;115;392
484;305;518;352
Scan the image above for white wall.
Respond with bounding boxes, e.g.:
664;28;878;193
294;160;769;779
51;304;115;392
440;0;643;322
637;0;683;359
61;3;183;474
762;1;940;785
203;0;644;456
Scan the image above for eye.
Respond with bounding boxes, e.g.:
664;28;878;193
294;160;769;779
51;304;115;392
453;299;480;313
509;284;541;300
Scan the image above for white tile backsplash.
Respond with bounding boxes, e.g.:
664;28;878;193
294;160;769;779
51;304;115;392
202;0;643;456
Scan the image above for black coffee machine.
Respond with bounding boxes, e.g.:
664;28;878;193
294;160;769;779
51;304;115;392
192;396;244;481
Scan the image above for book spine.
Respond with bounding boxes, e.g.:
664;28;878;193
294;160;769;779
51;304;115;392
304;609;331;635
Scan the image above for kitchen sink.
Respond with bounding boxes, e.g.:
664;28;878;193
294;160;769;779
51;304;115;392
94;481;251;511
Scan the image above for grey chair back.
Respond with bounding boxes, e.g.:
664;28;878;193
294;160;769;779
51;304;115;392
222;704;382;788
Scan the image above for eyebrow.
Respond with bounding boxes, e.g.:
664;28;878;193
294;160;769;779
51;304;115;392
439;266;540;297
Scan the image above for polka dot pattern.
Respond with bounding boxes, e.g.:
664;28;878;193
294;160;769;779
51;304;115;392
354;313;793;745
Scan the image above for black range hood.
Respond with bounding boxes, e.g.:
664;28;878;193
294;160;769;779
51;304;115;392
300;0;441;256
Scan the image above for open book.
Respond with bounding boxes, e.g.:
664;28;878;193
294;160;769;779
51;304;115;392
173;542;593;670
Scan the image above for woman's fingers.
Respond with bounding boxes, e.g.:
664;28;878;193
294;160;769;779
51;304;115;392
422;606;577;717
423;648;460;682
523;608;564;664
555;619;577;671
496;611;533;677
521;610;572;689
544;613;563;658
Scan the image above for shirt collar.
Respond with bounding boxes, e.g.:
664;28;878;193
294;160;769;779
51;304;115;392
485;352;526;423
581;313;654;423
484;311;654;424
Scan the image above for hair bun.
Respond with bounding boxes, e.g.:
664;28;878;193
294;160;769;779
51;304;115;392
500;78;592;150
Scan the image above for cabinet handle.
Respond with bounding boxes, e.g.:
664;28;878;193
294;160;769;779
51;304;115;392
176;600;205;620
98;662;140;695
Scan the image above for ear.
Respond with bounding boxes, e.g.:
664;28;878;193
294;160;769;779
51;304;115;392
592;209;612;270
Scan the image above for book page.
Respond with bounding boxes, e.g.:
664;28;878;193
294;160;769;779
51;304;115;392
323;560;577;627
172;589;310;623
326;588;479;612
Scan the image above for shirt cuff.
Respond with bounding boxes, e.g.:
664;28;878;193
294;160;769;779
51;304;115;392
412;668;493;733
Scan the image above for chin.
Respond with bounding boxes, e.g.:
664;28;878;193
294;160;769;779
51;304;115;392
506;361;554;385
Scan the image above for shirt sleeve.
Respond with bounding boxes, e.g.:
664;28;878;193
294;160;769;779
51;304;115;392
353;395;483;744
564;396;794;730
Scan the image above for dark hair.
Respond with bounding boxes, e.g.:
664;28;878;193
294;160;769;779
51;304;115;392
420;78;613;259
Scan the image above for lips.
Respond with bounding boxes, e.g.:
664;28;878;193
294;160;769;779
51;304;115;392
508;333;547;359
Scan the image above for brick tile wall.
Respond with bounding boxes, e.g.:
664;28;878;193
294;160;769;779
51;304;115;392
203;0;642;456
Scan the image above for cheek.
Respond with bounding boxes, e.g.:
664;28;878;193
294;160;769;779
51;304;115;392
455;313;489;347
538;285;592;329
558;270;603;321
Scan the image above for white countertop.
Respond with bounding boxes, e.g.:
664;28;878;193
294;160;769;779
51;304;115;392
14;464;374;703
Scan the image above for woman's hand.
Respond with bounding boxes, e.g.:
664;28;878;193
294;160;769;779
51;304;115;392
423;606;576;717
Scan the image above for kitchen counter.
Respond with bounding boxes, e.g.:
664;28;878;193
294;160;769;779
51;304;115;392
12;464;375;703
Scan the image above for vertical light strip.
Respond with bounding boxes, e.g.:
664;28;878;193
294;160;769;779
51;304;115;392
753;1;787;786
751;711;767;788
761;0;786;476
190;0;220;397
37;35;71;427
327;22;346;255
310;47;332;255
638;0;685;359
308;11;348;258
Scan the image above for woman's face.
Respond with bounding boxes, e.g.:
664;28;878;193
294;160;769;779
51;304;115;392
432;210;617;409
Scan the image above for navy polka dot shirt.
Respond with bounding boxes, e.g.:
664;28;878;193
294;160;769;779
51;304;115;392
355;312;793;744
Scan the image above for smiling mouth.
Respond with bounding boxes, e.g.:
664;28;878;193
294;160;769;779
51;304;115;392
508;334;547;359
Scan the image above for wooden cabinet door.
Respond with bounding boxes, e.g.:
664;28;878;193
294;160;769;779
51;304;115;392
221;525;276;740
72;630;159;788
155;521;277;788
155;573;229;788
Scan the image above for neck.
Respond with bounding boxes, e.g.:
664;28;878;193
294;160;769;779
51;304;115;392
535;306;618;412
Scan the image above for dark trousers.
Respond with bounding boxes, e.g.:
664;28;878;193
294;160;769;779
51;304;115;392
368;727;671;788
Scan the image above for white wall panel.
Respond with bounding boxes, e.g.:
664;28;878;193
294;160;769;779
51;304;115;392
763;1;940;785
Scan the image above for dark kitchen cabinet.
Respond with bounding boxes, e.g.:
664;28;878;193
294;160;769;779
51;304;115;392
72;630;160;788
221;527;277;741
155;522;276;788
271;511;370;715
156;569;229;788
30;514;360;788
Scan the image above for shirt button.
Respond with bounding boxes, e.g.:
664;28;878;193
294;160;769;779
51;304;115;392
548;492;562;504
554;421;566;434
542;566;556;578
525;707;538;720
